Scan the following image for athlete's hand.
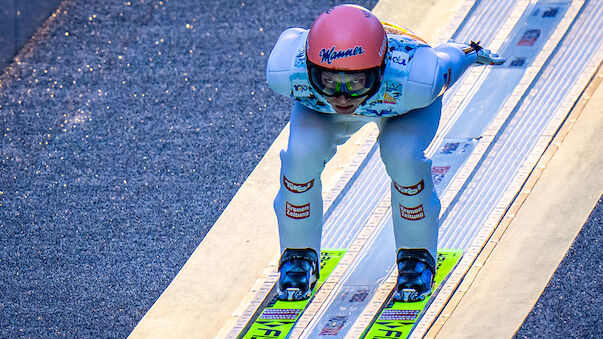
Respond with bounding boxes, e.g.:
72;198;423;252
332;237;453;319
470;40;505;65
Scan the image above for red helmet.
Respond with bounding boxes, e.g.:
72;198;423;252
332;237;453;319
306;5;387;99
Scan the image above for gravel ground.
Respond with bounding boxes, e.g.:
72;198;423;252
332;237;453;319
515;195;603;339
0;0;600;338
0;0;377;337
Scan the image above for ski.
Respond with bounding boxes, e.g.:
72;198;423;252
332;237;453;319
361;249;463;339
240;249;346;339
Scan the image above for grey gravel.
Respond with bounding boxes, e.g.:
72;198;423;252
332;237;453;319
0;0;377;337
515;195;603;338
1;0;600;338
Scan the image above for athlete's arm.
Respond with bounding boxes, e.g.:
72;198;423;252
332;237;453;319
266;28;307;97
432;41;477;93
406;40;504;107
433;41;505;95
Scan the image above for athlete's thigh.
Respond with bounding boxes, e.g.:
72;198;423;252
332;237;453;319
378;97;442;151
289;102;374;152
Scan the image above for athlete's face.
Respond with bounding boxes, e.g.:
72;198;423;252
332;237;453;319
326;94;366;115
321;71;367;115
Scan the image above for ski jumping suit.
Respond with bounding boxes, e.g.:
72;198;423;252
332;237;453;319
267;24;478;261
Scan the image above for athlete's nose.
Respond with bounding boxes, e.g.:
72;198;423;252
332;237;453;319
333;94;349;103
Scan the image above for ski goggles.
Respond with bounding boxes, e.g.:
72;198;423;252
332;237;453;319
308;63;381;99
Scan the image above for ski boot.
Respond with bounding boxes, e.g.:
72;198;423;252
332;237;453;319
470;40;506;65
393;248;436;302
276;248;319;301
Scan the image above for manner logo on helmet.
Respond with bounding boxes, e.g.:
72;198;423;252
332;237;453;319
394;179;424;196
283;176;314;193
399;204;425;221
286;202;310;219
319;46;365;64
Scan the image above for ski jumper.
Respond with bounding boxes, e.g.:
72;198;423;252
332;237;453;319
267;23;478;261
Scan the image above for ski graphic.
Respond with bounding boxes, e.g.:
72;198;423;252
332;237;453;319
241;249;346;339
362;249;463;339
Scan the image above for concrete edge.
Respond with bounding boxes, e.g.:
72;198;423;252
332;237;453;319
429;64;603;338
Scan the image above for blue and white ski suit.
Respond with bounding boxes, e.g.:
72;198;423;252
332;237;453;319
266;26;478;260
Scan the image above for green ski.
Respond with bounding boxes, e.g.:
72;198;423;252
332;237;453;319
241;249;346;339
362;249;463;339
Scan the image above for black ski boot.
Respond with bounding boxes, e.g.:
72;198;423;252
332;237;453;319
277;248;319;301
393;248;436;302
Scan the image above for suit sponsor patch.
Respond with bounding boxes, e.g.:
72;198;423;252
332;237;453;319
286;202;310;219
292;79;311;97
283;176;314;193
391;51;410;66
394;179;424;196
400;204;425;220
383;92;396;104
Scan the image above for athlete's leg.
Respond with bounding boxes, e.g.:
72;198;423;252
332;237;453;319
275;102;372;256
378;97;442;260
